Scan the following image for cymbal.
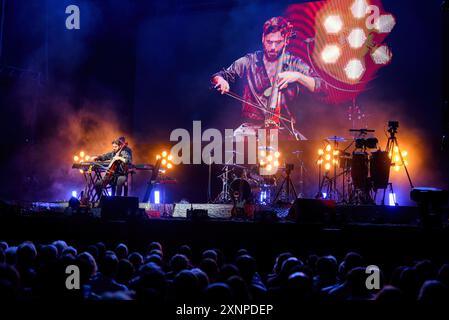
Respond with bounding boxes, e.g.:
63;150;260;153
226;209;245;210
327;136;347;142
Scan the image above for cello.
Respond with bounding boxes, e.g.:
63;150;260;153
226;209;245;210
214;22;306;140
101;142;129;189
263;22;296;129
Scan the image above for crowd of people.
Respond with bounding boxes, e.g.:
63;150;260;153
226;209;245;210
0;240;448;303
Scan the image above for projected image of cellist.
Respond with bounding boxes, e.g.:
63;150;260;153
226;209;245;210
94;136;133;197
212;16;325;140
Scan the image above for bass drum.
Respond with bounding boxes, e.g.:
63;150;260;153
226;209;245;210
351;152;369;189
370;150;391;189
230;178;260;203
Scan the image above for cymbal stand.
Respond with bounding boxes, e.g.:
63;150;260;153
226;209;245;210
213;164;234;204
320;139;342;201
293;150;306;198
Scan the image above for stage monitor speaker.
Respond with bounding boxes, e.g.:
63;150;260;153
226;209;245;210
100;196;139;221
288;198;336;224
186;208;209;220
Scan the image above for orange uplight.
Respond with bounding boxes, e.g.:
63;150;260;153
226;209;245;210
258;147;281;175
390;145;409;171
156;150;174;170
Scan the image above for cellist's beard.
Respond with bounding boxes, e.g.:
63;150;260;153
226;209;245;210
265;51;281;61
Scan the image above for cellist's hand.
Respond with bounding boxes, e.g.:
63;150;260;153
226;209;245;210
112;156;125;162
277;71;302;90
212;76;230;95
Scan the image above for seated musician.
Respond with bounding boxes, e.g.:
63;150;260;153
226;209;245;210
94;136;133;197
211;16;326;140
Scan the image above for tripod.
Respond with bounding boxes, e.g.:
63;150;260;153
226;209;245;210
386;124;414;189
213;165;234;203
274;164;297;203
381;123;414;205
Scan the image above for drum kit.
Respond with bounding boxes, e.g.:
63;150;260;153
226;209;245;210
317;128;396;205
212;148;280;208
210;123;409;210
211;130;389;209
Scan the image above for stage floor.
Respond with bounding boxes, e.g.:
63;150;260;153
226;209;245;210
9;199;425;224
1;199;449;276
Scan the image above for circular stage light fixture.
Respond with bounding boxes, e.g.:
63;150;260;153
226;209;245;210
351;0;369;19
321;44;341;64
324;15;343;34
347;28;367;49
344;59;365;80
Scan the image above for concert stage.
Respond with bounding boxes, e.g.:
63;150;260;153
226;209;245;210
1;200;448;270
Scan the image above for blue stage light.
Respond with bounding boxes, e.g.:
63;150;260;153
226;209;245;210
154;190;160;204
389;192;397;206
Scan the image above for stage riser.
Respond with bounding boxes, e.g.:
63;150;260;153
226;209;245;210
12;201;424;226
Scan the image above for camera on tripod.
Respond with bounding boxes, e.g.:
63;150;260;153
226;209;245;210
388;121;399;134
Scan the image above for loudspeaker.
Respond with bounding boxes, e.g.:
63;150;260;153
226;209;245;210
288;198;336;224
100;196;139;220
410;187;449;227
186;208;209;220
